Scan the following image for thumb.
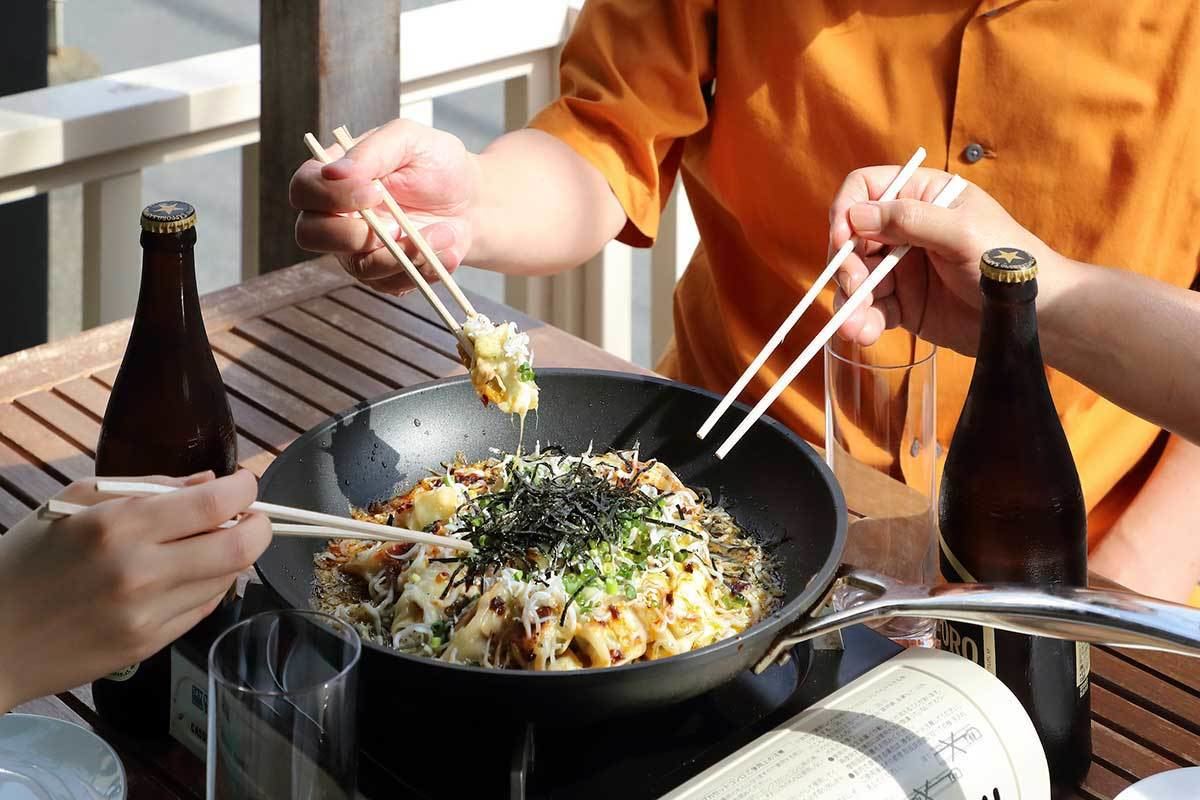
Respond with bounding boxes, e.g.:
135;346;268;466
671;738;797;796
321;120;420;182
848;199;961;251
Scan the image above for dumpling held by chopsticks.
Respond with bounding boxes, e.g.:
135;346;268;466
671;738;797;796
461;314;539;417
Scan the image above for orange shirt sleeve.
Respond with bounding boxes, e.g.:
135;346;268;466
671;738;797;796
529;0;715;247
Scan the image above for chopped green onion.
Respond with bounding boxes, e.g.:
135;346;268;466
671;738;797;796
518;362;536;382
674;550;688;562
623;583;637;600
429;636;443;649
605;577;620;595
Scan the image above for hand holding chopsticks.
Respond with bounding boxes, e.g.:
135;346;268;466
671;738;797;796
42;481;473;552
303;128;476;362
705;165;969;459
696;147;929;441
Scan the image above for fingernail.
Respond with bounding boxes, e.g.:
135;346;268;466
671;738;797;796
411;251;427;268
351;184;383;209
849;202;882;233
185;470;216;485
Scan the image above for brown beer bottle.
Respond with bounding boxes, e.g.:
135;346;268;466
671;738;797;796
938;247;1090;795
92;201;238;738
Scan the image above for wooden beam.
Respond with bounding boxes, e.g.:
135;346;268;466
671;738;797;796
259;1;401;273
0;1;48;356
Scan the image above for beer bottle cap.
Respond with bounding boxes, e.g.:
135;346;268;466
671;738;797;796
140;201;197;234
979;247;1038;283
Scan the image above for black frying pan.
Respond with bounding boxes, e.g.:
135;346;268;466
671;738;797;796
256;369;1200;725
257;370;845;723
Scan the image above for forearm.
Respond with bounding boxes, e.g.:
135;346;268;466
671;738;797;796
467;129;627;275
1089;434;1200;602
1038;256;1200;446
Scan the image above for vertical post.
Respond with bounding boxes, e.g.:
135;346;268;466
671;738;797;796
259;0;401;273
82;172;143;327
502;51;557;320
0;1;49;354
240;142;260;281
582;243;633;361
650;185;698;362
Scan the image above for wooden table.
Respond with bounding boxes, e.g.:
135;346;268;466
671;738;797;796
1;258;1194;799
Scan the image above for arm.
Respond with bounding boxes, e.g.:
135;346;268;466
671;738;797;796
291;0;714;295
827;167;1200;446
0;472;269;712
1037;258;1200;442
1089;434;1200;602
289;124;625;295
469;129;627;274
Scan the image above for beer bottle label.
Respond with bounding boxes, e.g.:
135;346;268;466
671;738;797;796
105;663;139;682
936;618;990;669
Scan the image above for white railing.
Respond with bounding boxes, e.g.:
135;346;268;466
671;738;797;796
0;0;696;364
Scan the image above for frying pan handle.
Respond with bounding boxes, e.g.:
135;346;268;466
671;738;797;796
755;565;1200;674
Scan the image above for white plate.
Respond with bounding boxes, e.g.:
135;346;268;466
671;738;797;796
0;714;126;800
1115;767;1200;800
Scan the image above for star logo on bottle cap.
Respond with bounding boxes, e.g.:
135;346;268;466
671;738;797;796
981;246;1037;281
150;202;183;215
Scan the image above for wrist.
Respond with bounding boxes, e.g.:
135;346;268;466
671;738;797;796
463;149;498;267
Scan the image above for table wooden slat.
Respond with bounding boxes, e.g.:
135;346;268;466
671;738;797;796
1092;647;1200;737
0;405;93;483
298;296;462;378
0;483;33;530
1106;647;1200;697
265;306;431;387
53;376;111;418
227;394;301;453
378;281;538;332
211;351;329;431
333;285;460;360
0;437;66;505
15;390;102;456
1092;682;1200;764
235;435;276;477
233;318;391;401
1078;760;1136;800
1091;719;1181;781
0;258;352;404
210;330;356;416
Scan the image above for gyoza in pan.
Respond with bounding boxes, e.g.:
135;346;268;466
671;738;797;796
313;446;781;670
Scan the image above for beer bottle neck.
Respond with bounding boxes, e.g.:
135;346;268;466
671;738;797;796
977;279;1045;376
133;230;205;341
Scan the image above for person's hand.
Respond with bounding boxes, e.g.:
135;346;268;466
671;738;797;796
0;470;270;712
291;119;479;294
827;166;1058;354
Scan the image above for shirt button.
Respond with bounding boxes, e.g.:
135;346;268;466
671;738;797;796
963;143;985;164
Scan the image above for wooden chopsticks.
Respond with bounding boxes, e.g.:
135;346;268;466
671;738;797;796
710;171;969;460
303;128;476;361
42;481;474;552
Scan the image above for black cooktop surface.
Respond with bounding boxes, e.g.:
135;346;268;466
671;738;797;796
355;627;902;799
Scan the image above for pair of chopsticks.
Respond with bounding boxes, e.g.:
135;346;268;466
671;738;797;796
698;149;969;459
304;125;477;361
40;480;473;553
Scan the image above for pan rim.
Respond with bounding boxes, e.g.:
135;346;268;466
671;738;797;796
256;368;847;679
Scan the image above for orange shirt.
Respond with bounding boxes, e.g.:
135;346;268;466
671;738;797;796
531;1;1200;546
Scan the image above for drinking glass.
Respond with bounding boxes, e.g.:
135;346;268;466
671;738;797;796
825;335;939;647
207;610;361;800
